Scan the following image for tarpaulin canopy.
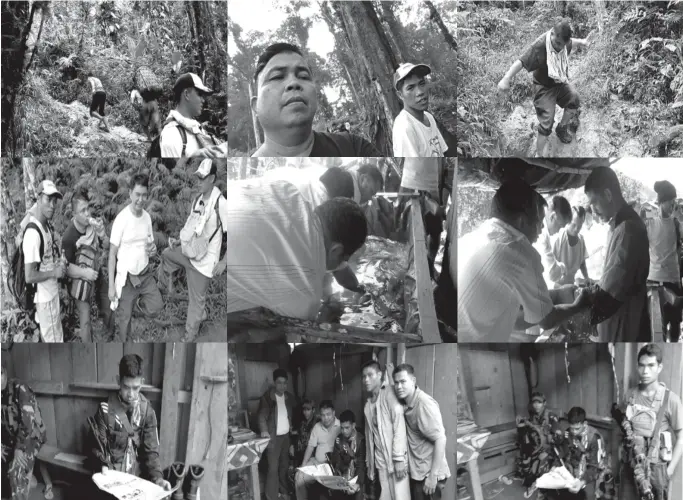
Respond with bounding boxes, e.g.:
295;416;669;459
458;158;617;193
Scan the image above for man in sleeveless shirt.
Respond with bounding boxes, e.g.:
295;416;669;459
645;180;683;342
618;344;683;500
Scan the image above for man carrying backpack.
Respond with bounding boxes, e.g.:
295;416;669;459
20;180;67;343
157;73;225;158
1;363;47;500
159;160;227;341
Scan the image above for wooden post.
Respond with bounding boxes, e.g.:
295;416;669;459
159;343;182;467
397;344;406;364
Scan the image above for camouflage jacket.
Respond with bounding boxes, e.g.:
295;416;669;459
555;425;606;483
1;379;47;456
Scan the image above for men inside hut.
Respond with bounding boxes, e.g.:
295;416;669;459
644;180;683;343
289;399;318;490
62;187;111;342
86;73;111;132
159;160;227;341
551;206;591;288
159;73;225;158
541;406;606;500
516;392;560;498
1;364;47;500
259;369;296;500
458;178;590;341
88;354;171;493
250;43;381;157
315;409;366;500
108;174;163;341
582;167;650;342
224;176;368;322
22;180;67;342
617;343;683;500
294;400;341;500
535;195;572;285
392;364;450;500
497;20;590;156
362;360;410;500
392;63;448;157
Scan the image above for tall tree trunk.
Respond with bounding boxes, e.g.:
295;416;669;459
1;172;18;313
26;3;49;71
191;1;206;76
425;1;457;52
377;1;410;61
335;1;401;155
22;158;36;212
246;81;261;149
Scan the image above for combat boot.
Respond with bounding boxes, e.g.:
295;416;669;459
556;108;580;144
184;465;205;500
168;462;187;500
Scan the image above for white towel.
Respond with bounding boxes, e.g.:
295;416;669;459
546;30;569;84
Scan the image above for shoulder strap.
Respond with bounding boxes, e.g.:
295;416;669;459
675;218;681;251
649;388;670;460
176;124;187;157
24;221;44;260
209;195;223;241
108;393;135;436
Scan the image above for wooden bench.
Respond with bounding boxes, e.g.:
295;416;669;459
36;444;89;499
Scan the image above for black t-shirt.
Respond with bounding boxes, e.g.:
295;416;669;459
310;131;381;157
61;221;85;264
519;33;573;88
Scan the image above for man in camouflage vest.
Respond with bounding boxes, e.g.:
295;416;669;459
1;364;47;500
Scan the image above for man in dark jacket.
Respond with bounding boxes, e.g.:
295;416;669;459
88;355;170;494
259;368;297;500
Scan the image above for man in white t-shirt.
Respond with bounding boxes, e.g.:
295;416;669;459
159;160;227;341
108;174;163;341
552;206;590;287
22;180;67;342
458;178;589;341
534;195;572;285
392;63;448;157
224;177;368;323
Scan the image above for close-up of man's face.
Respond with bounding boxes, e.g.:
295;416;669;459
254;51;318;132
118;375;144;404
398;73;429;112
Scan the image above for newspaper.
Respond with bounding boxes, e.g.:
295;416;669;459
297;464;358;492
92;470;181;500
535;465;577;490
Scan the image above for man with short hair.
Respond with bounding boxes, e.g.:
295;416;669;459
583;167;650;341
552;206;590;287
392;364;450;500
458;177;589;341
224;176;369;322
290;399;318;482
159;160;227;341
159;73;225;158
392;63;448;157
362;360;410;500
86;73;111;132
535;195;573;285
616;344;683;500
251;43;381;157
62;187;111;342
108;174;163;341
498;20;590;156
644;180;683;343
88;355;171;493
259;369;297;500
1;364;47;500
295;400;341;500
350;164;385;206
23;180;67;342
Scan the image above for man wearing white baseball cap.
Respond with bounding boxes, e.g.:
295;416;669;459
158;72;225;158
392;63;448;157
159;159;228;341
22;180;67;342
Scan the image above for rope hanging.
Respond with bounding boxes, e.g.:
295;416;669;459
608;342;620;404
565;342;571;384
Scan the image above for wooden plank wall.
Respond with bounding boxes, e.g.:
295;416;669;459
405;344;457;500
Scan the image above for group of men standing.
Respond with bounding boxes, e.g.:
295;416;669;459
459;165;683;342
17;159;226;342
258;362;450;500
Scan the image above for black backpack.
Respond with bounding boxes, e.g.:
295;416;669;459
147;122;187;158
9;222;45;313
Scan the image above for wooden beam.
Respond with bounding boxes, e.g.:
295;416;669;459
70;382;162;393
409;198;440;342
159;343;182;467
283;326;422;343
29;380;64;396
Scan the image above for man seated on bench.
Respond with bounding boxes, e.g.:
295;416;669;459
87;354;171;496
2;363;47;500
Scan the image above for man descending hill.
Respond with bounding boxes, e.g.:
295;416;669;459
159;73;225;158
250;43;381;157
497;20;590;156
86;73;111;132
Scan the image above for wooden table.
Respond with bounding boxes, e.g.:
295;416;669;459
228;428;270;500
457;429;491;500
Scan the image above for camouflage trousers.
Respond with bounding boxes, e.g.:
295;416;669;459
1;444;39;500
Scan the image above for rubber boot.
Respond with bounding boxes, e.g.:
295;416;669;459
169;462;188;500
184;465;204;500
556;108;580;144
536;133;550;157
